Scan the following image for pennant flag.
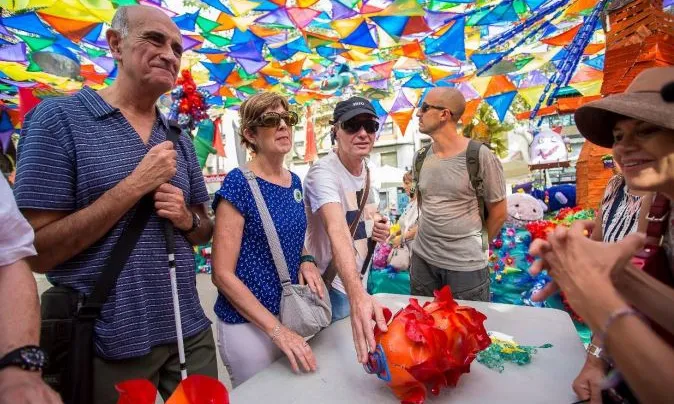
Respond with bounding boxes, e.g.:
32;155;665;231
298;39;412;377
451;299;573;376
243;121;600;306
173;12;199;31
2;12;56;38
518;85;545;107
254;0;280;11
255;8;294;27
316;46;347;58
392;41;425;60
402;73;433;88
370;16;407;40
0;43;27;62
485;91;517;122
583;54;604;70
456;81;480;100
287;8;321;29
304;106;317;162
37;14;97;42
230;0;260;15
331;0;359;19
196;16;221;33
570;79;602;96
473;2;519;25
364;78;388;90
583;43;603;55
470;52;506;70
484;75;516;97
201;62;235;83
542;24;580;46
371;99;388;117
182;35;203;51
426;65;455;82
377;0;426;17
524;0;547;10
570;65;602;83
372;60;396;78
390;90;414;112
390;109;414;136
424;19;465;59
460;99;481;124
200;0;235;14
281;58;305;76
331;18;364;37
341;22;377;48
297;0;320;7
236;58;269;74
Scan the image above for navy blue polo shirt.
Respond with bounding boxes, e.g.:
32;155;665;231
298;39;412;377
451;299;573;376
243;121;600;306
14;86;211;360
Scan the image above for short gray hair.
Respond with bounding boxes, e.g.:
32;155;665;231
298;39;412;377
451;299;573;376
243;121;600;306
111;6;130;38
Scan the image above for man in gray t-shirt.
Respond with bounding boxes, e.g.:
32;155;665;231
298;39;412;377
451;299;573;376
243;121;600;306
411;87;507;301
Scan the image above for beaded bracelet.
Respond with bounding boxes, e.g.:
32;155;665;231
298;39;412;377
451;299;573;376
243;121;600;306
270;324;282;342
598;307;644;349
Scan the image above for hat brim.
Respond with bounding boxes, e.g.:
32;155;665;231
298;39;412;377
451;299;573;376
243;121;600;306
338;108;377;123
574;92;674;148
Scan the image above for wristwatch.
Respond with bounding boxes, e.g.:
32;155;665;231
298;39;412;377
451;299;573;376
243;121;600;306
300;254;316;265
587;343;604;360
0;346;47;372
185;212;201;234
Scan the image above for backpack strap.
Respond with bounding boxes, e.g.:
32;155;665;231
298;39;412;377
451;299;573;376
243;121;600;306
413;145;431;210
466;139;489;251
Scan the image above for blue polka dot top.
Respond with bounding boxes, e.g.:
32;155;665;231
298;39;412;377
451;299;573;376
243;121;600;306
212;168;306;324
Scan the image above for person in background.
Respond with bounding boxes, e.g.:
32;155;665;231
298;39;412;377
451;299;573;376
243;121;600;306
411;87;507;301
0;176;62;404
530;66;674;404
210;93;324;386
304;97;391;365
391;170;419;250
14;6;216;403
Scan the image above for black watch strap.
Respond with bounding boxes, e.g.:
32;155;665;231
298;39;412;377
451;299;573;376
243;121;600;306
0;345;47;372
185;212;201;234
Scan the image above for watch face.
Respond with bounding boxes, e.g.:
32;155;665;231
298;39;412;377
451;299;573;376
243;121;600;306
20;348;45;367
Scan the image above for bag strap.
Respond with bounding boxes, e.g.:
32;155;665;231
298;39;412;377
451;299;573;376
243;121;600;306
466;139;489;251
644;193;669;245
81;121;181;317
413;145;431;210
323;165;371;285
241;167;293;288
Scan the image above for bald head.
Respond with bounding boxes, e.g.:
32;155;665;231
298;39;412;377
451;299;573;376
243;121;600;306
111;5;178;38
425;87;466;122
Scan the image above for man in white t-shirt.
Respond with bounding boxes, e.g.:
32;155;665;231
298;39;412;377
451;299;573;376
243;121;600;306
0;176;62;403
304;97;390;365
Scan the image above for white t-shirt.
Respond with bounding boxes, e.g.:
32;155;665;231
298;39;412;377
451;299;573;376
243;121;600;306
304;151;380;294
0;176;37;266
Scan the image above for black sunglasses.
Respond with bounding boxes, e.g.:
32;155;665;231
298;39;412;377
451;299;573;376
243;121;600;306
340;118;380;134
419;102;449;114
252;111;298;128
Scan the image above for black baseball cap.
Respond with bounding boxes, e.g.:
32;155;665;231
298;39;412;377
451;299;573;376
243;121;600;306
332;96;377;124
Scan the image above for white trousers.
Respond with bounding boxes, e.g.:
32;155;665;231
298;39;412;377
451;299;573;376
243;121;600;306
216;318;282;387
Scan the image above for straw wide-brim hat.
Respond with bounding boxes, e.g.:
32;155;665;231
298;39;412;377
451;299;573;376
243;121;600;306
574;67;674;148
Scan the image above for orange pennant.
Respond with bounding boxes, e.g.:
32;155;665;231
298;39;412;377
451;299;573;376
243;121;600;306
205;53;227;64
80;65;107;85
390;109;414;136
583;43;604;55
213;117;226;157
215;13;236;30
542;24;581;46
392;41;425;60
37;13;97;42
483;75;516;97
372;60;396;79
460;99;481;124
282;58;305;77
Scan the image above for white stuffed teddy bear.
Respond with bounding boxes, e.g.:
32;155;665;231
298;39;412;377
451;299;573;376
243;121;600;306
506;193;547;228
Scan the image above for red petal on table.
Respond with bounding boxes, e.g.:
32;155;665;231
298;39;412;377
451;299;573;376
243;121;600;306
116;379;157;404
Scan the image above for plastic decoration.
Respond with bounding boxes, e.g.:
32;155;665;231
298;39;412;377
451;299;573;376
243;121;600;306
602;154;615;169
116;375;229;404
364;286;490;404
169;69;210;132
477;332;552;373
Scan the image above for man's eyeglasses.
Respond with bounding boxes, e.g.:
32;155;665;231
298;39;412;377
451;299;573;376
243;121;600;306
419;102;449;114
252;111;299;128
340;119;380;134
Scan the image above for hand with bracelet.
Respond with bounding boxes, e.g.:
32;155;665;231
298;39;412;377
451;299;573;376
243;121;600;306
299;251;325;300
268;323;316;374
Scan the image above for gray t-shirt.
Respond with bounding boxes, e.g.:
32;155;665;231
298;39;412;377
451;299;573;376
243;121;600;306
413;144;505;271
0;176;36;266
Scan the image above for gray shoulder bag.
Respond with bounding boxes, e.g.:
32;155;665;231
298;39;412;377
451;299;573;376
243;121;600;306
241;167;332;337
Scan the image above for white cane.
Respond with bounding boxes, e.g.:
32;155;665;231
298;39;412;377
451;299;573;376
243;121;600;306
164;221;188;380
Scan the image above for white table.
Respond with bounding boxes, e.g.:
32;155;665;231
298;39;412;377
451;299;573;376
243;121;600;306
231;294;586;403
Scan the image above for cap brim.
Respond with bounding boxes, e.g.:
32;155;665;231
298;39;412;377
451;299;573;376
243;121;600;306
338;108;377;123
574;92;674;148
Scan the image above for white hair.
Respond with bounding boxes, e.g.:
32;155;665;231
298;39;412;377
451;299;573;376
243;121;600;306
110;6;130;38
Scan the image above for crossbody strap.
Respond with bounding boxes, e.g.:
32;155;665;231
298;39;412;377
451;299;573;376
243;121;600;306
466;139;489;251
241;167;292;287
82;122;181;317
351;165;371;237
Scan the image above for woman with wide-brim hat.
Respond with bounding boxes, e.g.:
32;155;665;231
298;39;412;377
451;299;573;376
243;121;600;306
529;66;674;404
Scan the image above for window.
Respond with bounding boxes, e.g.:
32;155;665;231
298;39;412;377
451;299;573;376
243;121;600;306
380;151;398;167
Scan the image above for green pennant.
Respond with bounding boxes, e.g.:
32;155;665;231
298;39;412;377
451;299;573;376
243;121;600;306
86;48;108;58
26;57;42;72
514;0;528;14
466;9;491;26
237;86;257;95
427;0;459;12
0;84;14;92
224;97;241;108
514;56;534;70
196;16;220;33
112;0;138;5
204;34;231;47
104;78;115;86
15;33;54;52
193;135;216;168
238;69;257;81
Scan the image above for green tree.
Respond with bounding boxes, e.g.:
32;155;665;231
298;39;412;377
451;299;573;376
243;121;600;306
462;103;512;158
